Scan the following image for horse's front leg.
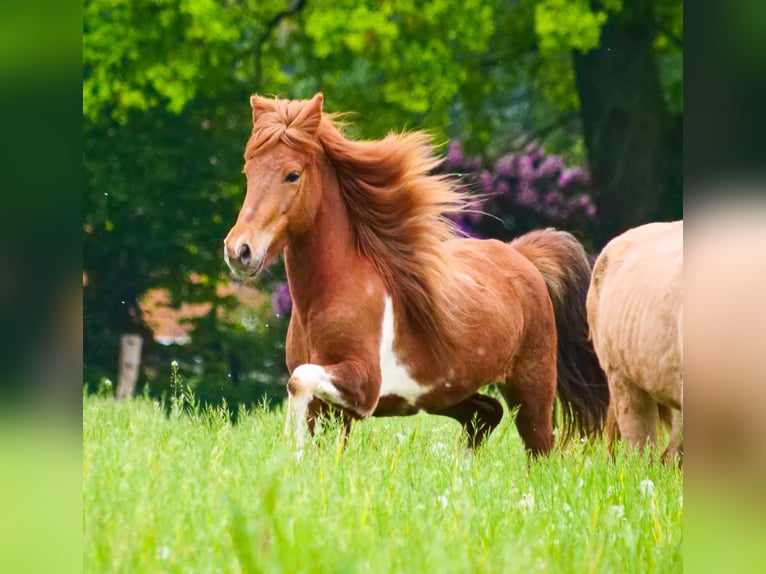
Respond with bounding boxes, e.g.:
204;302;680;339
305;398;353;438
284;361;379;447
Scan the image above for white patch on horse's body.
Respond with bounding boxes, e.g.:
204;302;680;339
285;363;346;446
379;297;429;406
290;364;346;406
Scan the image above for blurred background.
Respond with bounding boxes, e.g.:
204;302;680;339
83;0;683;407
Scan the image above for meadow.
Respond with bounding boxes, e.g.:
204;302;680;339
83;390;682;573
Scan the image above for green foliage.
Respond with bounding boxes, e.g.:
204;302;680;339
83;395;683;572
82;0;301;121
535;0;615;54
302;0;495;135
532;0;622;111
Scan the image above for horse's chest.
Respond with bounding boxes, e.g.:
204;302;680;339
378;297;428;406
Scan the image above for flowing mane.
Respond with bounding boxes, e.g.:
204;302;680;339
246;97;470;353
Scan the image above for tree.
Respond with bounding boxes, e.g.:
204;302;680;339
571;0;682;243
495;0;683;243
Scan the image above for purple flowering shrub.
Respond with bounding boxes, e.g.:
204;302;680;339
443;142;598;243
271;141;597;317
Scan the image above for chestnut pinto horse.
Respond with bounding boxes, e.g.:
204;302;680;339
224;94;608;455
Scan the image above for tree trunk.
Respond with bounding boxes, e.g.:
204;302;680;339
573;0;682;247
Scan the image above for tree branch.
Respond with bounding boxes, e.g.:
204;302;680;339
254;0;308;86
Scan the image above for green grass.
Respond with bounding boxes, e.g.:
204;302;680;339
83;394;682;573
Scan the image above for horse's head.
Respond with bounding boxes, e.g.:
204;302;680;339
224;93;325;277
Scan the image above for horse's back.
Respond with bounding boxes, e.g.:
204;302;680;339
434;237;555;372
445;237;553;319
588;221;683;402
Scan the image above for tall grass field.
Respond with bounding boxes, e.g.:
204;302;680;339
83;389;682;573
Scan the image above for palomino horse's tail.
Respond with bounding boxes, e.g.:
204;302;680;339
510;228;610;440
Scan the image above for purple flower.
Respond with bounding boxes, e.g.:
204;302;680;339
544;192;558;205
478;170;494;193
537;156;564;181
586;205;597;217
578;194;591;207
271;282;292;318
516;182;538;207
494;154;517;178
558;167;588;190
446;141;463;168
518;155;536;182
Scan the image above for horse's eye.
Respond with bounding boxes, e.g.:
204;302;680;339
285;171;301;183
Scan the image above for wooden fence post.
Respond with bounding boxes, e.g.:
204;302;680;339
117;334;142;399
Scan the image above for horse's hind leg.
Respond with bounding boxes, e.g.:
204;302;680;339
661;408;683;465
605;402;621;457
432;393;504;449
610;374;659;452
500;355;556;456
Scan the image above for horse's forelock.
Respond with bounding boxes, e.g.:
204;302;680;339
246;99;323;159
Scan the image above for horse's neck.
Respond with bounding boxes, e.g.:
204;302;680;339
284;161;359;309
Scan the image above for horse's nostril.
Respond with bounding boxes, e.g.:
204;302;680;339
238;243;252;266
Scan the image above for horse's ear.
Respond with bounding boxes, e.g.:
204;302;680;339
306;93;324;123
250;95;272;119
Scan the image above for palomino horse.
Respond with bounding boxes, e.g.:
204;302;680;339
586;221;683;463
224;94;608;455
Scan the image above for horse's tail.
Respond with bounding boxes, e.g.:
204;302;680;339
510;228;610;441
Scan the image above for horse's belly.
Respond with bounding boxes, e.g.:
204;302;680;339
373;394;419;416
595;286;682;406
375;296;501;415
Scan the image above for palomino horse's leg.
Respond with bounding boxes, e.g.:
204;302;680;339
661;408;683;465
609;374;659;452
431;393;504;449
605;402;621;457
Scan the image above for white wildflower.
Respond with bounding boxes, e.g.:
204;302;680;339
610;505;625;519
157;546;170;560
519;492;535;513
640;479;655;497
431;442;447;455
437;495;449;509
